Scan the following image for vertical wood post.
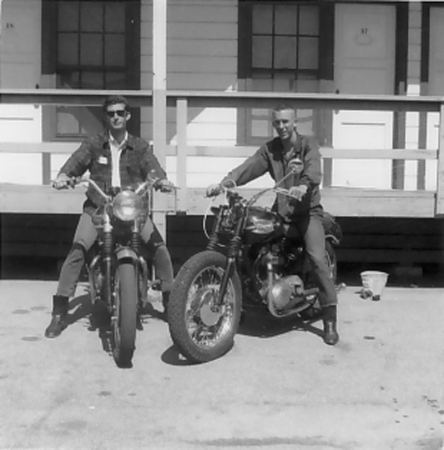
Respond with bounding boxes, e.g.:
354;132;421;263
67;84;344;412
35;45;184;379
42;154;51;184
176;98;188;212
152;0;168;238
435;103;444;216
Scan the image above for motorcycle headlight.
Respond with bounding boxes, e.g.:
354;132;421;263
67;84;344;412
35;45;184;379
113;191;143;221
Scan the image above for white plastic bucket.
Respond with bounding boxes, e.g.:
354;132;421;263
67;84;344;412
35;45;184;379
360;271;389;301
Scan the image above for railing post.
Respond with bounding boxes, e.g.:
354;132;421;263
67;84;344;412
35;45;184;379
152;0;167;238
176;98;188;212
42;153;51;185
435;102;444;216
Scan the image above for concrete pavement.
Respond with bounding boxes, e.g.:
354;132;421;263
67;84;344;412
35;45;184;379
0;280;442;450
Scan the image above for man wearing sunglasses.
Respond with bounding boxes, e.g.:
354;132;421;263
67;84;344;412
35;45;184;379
45;95;175;338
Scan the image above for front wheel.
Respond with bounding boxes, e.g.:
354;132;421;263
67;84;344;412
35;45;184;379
167;251;242;363
112;261;138;367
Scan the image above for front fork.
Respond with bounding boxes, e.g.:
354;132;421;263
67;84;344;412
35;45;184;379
88;221;148;308
214;218;245;308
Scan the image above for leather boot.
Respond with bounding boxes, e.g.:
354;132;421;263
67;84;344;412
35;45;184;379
45;296;69;338
322;305;339;345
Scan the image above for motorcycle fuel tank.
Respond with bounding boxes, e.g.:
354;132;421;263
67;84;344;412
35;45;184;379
245;207;283;237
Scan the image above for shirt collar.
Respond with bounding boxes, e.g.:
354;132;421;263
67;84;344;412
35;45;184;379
108;131;129;149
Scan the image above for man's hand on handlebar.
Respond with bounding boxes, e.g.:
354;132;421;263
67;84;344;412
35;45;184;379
52;173;74;190
206;184;222;197
157;179;175;193
206;179;236;197
288;185;308;200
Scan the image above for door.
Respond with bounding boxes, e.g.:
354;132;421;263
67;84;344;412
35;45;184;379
425;7;444;191
0;0;43;184
332;4;396;189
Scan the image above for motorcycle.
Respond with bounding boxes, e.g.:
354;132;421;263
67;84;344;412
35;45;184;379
167;171;342;363
67;174;171;367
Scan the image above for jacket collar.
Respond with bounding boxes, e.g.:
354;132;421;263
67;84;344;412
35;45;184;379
271;132;302;159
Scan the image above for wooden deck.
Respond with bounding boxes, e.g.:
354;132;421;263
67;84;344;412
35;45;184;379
0;183;436;218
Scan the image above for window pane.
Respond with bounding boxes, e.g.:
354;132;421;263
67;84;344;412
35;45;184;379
275;5;297;36
80;35;103;66
273;74;293;92
82;72;104;89
299;6;319;36
252;119;270;137
298;37;318;70
105;35;125;66
81;2;103;32
251;76;272;92
57;109;81;135
58;71;80;89
58;2;79;32
105;3;125;33
252;36;272;68
274;36;297;69
253;5;272;35
105;72;127;89
295;77;319;93
58;34;79;65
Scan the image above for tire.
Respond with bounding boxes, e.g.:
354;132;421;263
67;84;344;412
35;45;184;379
112;261;138;367
167;250;242;363
300;240;337;320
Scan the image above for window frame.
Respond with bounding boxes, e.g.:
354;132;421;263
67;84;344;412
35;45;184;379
238;1;334;147
41;0;141;140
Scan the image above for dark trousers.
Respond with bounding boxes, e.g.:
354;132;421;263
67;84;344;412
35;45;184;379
56;213;174;298
288;209;338;308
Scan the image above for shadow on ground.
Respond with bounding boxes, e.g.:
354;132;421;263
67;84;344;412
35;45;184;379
2;256;443;288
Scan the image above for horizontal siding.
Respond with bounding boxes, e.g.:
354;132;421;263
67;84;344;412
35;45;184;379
167;23;238;41
167;56;237;74
141;0;238;149
141;55;237;75
168;39;237;57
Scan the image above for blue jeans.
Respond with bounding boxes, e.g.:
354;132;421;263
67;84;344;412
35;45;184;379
56;213;174;298
288;208;338;308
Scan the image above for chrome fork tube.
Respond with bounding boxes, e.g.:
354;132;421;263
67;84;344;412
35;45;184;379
88;254;102;304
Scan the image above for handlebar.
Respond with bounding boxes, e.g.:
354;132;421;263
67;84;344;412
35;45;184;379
207;167;303;206
52;175;176;199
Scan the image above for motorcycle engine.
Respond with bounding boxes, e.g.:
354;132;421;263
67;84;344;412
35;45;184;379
269;275;304;311
252;243;305;311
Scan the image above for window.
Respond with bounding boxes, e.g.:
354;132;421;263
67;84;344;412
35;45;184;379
42;0;140;138
239;1;333;144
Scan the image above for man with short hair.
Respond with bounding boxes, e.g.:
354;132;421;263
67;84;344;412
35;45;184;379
207;104;339;345
45;95;174;338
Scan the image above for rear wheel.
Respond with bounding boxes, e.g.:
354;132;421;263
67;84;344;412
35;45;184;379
167;251;242;363
112;262;138;367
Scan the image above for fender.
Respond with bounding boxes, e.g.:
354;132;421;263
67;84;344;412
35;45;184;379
115;247;149;305
115;246;139;262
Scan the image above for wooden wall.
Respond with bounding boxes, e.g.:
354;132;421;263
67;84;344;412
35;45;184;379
141;0;240;185
1;213;443;281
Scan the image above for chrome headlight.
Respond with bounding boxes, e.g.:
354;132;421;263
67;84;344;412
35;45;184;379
113;191;143;221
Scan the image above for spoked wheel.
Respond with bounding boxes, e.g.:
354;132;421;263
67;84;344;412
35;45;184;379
112;262;138;368
299;240;337;320
167;251;242;363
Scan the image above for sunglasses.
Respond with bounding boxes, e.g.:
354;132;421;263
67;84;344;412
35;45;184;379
106;110;127;118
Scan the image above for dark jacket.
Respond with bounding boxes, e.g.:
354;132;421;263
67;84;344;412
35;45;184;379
222;133;322;220
59;132;166;211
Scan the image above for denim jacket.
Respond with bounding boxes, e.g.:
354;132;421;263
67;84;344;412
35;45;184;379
59;132;166;211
